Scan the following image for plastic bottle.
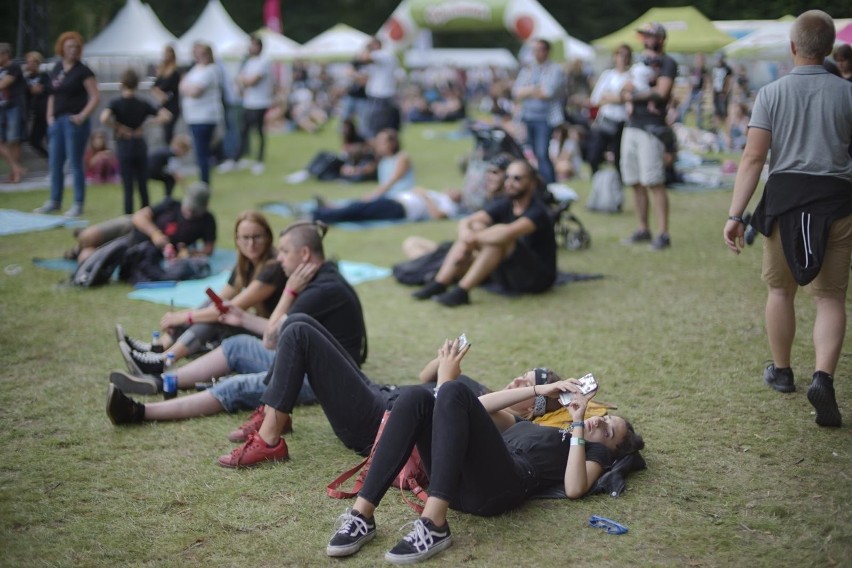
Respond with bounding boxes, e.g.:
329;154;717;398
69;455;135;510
151;331;163;354
162;352;177;400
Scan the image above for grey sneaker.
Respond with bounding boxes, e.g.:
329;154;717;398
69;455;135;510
764;364;795;393
109;370;161;396
326;508;377;557
807;371;841;427
649;233;671;250
33;201;60;214
63;203;83;218
385;518;452;565
621;229;652;244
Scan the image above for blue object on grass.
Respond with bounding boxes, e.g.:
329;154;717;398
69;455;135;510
0;209;88;236
588;516;628;535
133;281;178;288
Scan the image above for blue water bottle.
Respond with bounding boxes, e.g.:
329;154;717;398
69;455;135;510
162;352;177;400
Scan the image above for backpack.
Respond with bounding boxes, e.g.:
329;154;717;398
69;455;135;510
587;168;623;213
327;410;429;513
70;235;131;287
307;151;344;180
391;242;452;286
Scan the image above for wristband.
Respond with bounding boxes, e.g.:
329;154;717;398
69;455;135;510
532;385;537;396
186;311;193;325
286;288;298;298
570;437;586;446
571;421;585;429
728;215;745;224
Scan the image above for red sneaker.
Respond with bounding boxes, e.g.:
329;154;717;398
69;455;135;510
218;432;289;468
227;406;292;443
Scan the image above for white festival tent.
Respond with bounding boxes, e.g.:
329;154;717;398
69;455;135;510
723;18;852;59
404;48;517;69
85;0;177;59
298;23;372;61
254;27;302;61
176;0;250;62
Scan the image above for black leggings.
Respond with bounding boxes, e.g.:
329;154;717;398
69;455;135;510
359;381;527;517
260;313;391;455
117;138;149;214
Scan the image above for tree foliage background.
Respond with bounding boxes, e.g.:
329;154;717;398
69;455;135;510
2;0;851;57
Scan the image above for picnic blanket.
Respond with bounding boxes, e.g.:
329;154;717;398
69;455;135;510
126;260;391;307
0;209;88;236
33;248;238;277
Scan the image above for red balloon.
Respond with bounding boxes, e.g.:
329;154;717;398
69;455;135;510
514;15;535;40
388;17;405;42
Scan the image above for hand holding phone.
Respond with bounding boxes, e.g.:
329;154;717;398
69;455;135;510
558;373;598;407
456;333;470;351
205;287;230;314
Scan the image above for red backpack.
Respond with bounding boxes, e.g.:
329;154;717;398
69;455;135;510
327;410;429;512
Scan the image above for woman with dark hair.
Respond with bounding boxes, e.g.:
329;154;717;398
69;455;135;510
586;43;632;175
151;44;182;145
118;210;285;365
34;31;100;217
325;339;644;564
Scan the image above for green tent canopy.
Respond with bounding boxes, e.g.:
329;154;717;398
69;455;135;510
594;7;733;54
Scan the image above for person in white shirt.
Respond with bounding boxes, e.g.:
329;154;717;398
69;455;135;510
587;44;632;174
356;37;401;139
236;35;274;175
179;42;223;186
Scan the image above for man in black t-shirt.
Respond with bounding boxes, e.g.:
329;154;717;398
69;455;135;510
412;159;556;307
620;22;678;251
130;181;216;254
0;43;27;183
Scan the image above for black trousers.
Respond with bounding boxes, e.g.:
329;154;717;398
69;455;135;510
117;138;149;214
239;107;267;163
586;122;624;174
260;313;391;455
359;381;528;517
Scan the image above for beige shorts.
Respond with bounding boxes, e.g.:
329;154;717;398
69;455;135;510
92;215;134;242
762;213;852;299
619;127;665;187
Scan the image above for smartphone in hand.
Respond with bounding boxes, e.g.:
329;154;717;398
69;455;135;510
205;287;230;314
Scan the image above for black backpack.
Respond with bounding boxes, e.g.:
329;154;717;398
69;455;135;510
392;242;452;286
71;235;131;287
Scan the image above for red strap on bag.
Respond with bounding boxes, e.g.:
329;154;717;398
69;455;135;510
326;410;429;512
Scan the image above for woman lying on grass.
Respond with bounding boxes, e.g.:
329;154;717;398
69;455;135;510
325;338;644;565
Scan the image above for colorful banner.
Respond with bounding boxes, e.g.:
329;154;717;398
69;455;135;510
408;0;507;31
264;0;282;33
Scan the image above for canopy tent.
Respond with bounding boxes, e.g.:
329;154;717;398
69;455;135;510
298;23;371;61
253;27;301;61
377;0;594;62
593;7;733;54
176;0;249;61
713;16;794;40
404;47;517;69
723;19;852;59
85;0;177;60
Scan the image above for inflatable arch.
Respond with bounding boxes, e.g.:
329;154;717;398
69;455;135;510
377;0;594;61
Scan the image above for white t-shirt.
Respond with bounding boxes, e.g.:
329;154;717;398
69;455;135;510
590;68;630;123
396;190;459;221
181;64;223;125
240;56;274;109
366;50;398;99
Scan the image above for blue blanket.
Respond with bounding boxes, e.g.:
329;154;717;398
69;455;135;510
0;209;87;236
126;260;391;307
33;248;238;277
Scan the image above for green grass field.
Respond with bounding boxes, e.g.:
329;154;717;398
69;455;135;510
0;121;849;567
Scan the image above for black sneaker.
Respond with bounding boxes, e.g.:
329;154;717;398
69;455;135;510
385;518;452;565
115;323;152;352
109;370;162;396
649;233;671;251
106;384;146;425
326;508;377;557
807;372;842;427
764;364;795;393
621;229;652;244
434;286;470;307
412;281;447;300
119;341;164;376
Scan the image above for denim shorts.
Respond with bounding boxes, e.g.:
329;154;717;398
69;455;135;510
0;105;23;143
208;372;316;413
221;334;275;373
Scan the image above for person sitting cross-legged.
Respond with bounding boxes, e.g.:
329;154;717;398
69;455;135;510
411;159;556;307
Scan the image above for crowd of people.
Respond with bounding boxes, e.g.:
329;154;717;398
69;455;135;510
3;9;850;564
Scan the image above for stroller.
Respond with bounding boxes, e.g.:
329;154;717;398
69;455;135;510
461;122;590;250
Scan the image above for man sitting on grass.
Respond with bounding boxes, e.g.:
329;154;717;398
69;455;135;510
411;159;556;307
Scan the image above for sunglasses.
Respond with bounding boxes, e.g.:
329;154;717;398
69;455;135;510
237;234;267;244
588;516;629;535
